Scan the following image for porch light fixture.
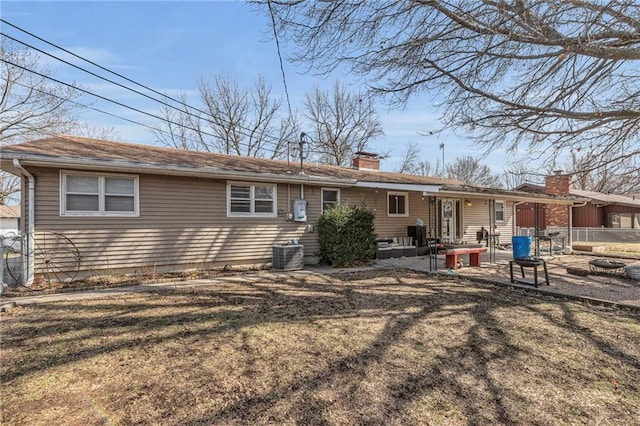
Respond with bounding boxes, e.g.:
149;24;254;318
465;200;472;207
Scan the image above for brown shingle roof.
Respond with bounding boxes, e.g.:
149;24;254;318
571;189;640;207
2;135;463;186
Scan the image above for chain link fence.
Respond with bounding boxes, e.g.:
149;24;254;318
517;227;640;243
568;227;640;243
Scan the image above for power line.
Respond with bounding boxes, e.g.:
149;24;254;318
1;20;290;151
10;79;295;161
0;20;288;149
10;79;197;145
2;57;286;157
267;0;294;164
1;31;285;152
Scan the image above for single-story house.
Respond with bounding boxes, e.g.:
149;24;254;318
0;135;576;282
516;173;640;229
0;205;20;235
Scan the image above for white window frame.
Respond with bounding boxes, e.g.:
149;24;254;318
387;191;409;217
495;200;505;222
321;188;340;212
227;181;277;218
60;171;139;217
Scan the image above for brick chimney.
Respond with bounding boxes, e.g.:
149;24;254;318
352;151;380;171
544;170;572;196
545;171;571;227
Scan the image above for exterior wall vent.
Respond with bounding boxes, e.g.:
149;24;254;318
272;244;304;271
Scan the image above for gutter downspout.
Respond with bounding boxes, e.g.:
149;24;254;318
12;159;34;286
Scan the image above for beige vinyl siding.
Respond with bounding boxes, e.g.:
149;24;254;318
462;199;514;244
30;165;522;277
338;188;431;240
31;167;312;274
496;200;515;243
298;185;320;256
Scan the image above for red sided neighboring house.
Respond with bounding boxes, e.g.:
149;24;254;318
516;173;640;229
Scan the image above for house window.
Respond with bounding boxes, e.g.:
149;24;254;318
227;182;277;217
495;200;505;222
388;191;409;217
321;188;340;212
61;172;138;216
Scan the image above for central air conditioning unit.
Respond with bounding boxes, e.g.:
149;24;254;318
272;244;304;271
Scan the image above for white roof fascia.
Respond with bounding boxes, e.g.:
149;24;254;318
436;189;577;205
570;189;640;207
1;154;357;187
355;181;441;193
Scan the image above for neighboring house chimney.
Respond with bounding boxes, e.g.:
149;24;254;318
352;151;380;171
545;170;572;196
545;170;572;227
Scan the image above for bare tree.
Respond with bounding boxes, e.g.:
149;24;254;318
566;151;640;194
0;38;79;144
266;1;640;174
1;38;81;204
151;92;203;151
153;75;296;159
73;123;119;141
446;156;504;188
0;174;20;205
396;142;438;176
503;163;541;189
304;81;383;166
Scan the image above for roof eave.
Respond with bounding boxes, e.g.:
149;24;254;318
437;188;581;205
0;152;357;187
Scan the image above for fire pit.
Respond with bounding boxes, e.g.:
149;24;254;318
589;259;627;277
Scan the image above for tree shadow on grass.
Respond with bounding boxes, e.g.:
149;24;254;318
524;301;640;371
1;269;638;424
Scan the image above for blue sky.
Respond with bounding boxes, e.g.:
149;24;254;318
2;0;512;173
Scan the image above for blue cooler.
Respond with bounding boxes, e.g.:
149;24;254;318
512;236;532;259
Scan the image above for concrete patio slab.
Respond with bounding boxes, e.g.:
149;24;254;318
375;250;640;309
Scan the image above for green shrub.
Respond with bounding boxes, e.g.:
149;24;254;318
317;204;377;267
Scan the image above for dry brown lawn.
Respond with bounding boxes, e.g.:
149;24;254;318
576;242;640;257
1;269;639;425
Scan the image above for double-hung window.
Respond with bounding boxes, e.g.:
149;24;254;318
228;182;277;217
388;191;409;217
61;172;138;216
321;188;340;212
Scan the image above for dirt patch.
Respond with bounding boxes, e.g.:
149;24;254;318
2;265;270;296
1;269;639;425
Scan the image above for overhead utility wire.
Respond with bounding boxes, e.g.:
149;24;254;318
1;32;281;153
267;0;295;164
0;21;287;150
1;20;286;149
11;79;199;144
1;57;283;156
18;80;298;159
